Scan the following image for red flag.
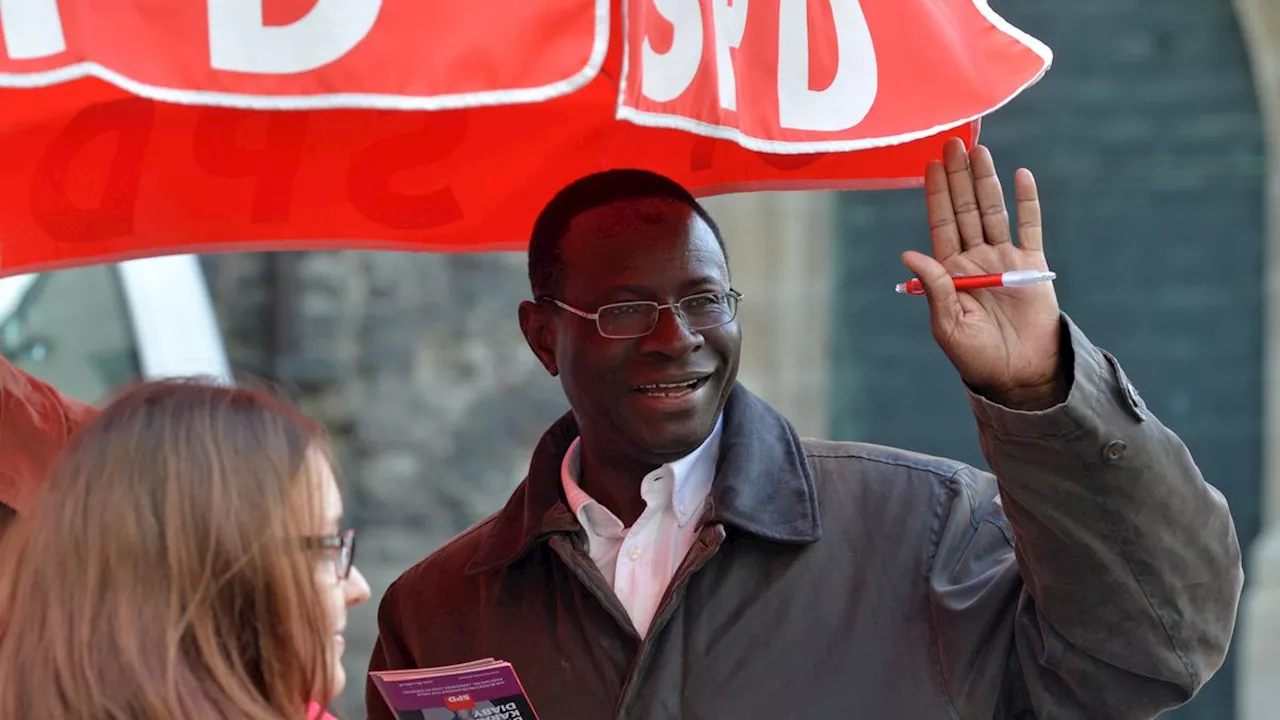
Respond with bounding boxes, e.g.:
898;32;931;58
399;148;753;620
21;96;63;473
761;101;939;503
0;0;1050;275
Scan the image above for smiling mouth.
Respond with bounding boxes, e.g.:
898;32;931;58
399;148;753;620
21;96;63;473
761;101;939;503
632;376;710;397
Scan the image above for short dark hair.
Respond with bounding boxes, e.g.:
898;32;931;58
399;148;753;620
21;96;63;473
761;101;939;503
527;169;727;298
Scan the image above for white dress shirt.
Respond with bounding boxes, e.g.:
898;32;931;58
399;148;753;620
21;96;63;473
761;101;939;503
560;414;724;637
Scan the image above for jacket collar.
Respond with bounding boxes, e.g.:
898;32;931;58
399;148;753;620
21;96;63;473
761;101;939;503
466;384;821;575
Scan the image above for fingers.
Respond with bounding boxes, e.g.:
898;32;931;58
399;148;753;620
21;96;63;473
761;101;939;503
928;140;1033;258
1014;168;1044;252
970;146;1011;245
943;140;985;250
925;160;962;261
901;250;959;334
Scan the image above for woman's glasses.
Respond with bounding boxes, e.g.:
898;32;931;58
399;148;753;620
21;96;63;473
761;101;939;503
304;528;357;581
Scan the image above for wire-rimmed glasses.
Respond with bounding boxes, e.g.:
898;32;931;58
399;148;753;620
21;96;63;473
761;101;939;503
541;289;743;339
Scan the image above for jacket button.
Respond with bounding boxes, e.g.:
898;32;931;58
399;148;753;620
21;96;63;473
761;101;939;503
1104;440;1128;462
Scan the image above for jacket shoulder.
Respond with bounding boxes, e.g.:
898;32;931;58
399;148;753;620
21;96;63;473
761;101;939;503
383;512;502;604
801;437;974;480
800;438;1002;526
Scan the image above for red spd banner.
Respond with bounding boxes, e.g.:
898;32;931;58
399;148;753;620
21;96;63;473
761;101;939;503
621;0;1046;150
0;0;1050;275
0;0;602;108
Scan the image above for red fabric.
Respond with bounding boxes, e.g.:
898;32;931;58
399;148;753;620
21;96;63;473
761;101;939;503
0;359;96;514
0;0;1051;276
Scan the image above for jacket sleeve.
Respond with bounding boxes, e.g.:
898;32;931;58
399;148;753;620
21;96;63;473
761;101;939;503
0;357;98;517
931;314;1243;719
366;577;418;720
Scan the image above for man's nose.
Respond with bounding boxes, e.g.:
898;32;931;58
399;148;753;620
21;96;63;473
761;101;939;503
640;305;703;357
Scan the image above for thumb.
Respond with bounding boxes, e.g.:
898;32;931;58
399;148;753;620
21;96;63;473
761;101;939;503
900;250;960;327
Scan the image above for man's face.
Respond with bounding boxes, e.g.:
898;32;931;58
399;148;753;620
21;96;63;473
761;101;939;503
521;197;742;464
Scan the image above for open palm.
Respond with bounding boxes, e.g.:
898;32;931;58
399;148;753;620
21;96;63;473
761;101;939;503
901;139;1064;409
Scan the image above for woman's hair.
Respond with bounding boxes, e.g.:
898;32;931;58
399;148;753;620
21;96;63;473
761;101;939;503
0;379;335;719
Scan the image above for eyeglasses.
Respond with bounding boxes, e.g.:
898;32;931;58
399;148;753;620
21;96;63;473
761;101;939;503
305;528;357;581
540;289;743;339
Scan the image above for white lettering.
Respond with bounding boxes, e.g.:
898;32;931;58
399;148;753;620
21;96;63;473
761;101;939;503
207;0;383;75
710;0;748;110
640;0;702;103
473;707;522;719
0;0;66;60
777;0;878;131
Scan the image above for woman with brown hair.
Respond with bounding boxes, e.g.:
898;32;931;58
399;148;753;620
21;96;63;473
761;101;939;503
0;379;371;719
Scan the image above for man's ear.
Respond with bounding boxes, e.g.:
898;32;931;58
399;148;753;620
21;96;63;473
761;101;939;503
518;300;559;376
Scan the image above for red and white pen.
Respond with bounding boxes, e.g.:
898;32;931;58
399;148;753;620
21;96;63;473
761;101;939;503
895;269;1057;296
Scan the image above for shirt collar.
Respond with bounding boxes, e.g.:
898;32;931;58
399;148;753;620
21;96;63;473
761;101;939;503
666;413;723;525
560;413;723;531
466;384;820;575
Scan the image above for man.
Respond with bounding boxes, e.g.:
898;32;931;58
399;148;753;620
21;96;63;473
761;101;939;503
0;356;94;535
368;139;1242;719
